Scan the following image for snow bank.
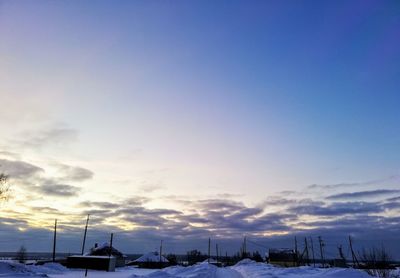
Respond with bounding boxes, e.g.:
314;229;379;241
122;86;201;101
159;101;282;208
233;258;255;266
129;271;175;278
30;263;68;274
2;259;374;278
0;261;67;277
0;261;42;277
232;259;371;278
163;262;218;278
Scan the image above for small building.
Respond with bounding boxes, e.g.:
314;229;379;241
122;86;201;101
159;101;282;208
67;255;116;271
269;248;297;267
86;243;127;267
127;252;169;268
202;258;223;267
332;258;347;268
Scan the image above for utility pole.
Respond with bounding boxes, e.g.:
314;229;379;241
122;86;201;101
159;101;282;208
81;214;90;255
216;244;219;263
304;238;309;266
318;236;325;267
106;233;114;272
294;236;298;266
310;237;316;267
52;219;57;262
208;238;211;263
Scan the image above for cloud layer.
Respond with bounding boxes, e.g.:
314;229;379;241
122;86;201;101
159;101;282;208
0;153;399;258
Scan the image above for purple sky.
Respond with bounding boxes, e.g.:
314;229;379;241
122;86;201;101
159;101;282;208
0;0;399;258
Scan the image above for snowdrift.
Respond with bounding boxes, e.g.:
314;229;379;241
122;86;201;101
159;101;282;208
232;259;371;278
0;259;373;278
0;261;67;277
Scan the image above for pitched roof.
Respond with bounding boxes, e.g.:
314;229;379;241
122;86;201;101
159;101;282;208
87;242;126;258
134;252;169;263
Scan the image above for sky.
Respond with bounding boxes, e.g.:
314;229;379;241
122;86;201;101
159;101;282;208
0;0;399;258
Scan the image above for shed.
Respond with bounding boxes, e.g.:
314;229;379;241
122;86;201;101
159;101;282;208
67;255;116;271
269;248;297;267
86;243;126;267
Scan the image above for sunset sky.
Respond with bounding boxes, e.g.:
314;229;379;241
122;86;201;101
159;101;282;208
0;1;399;257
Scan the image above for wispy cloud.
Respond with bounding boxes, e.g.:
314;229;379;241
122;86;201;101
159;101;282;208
386;196;400;202
79;201;120;209
326;189;400;200
33;184;81;197
0;159;44;180
307;175;400;190
54;163;94;182
287;201;384;216
0;156;94;200
14;124;78;149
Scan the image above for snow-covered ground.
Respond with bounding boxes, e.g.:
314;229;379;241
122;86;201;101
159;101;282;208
0;259;374;277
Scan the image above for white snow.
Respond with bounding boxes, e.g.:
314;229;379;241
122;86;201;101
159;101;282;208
231;259;371;278
0;259;373;277
133;252;169;263
0;261;68;277
202;258;218;264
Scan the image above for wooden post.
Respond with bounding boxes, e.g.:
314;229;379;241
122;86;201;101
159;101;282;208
242;236;247;258
52;219;57;262
318;236;325;267
81;214;90;255
304;237;309;266
294;236;298;266
208;238;211;263
216;244;219;263
244;236;247;257
106;233;114;272
159;240;163;266
109;233;114;257
310;237;316;267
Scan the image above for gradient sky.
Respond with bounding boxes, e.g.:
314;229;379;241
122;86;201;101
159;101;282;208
0;0;399;258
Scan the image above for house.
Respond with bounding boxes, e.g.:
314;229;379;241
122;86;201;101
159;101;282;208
86;243;127;267
127;252;169;268
268;248;297;267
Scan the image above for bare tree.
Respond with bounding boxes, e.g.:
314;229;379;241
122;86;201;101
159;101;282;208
359;247;398;278
16;245;27;263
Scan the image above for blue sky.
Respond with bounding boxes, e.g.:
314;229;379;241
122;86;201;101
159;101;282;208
0;1;399;257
